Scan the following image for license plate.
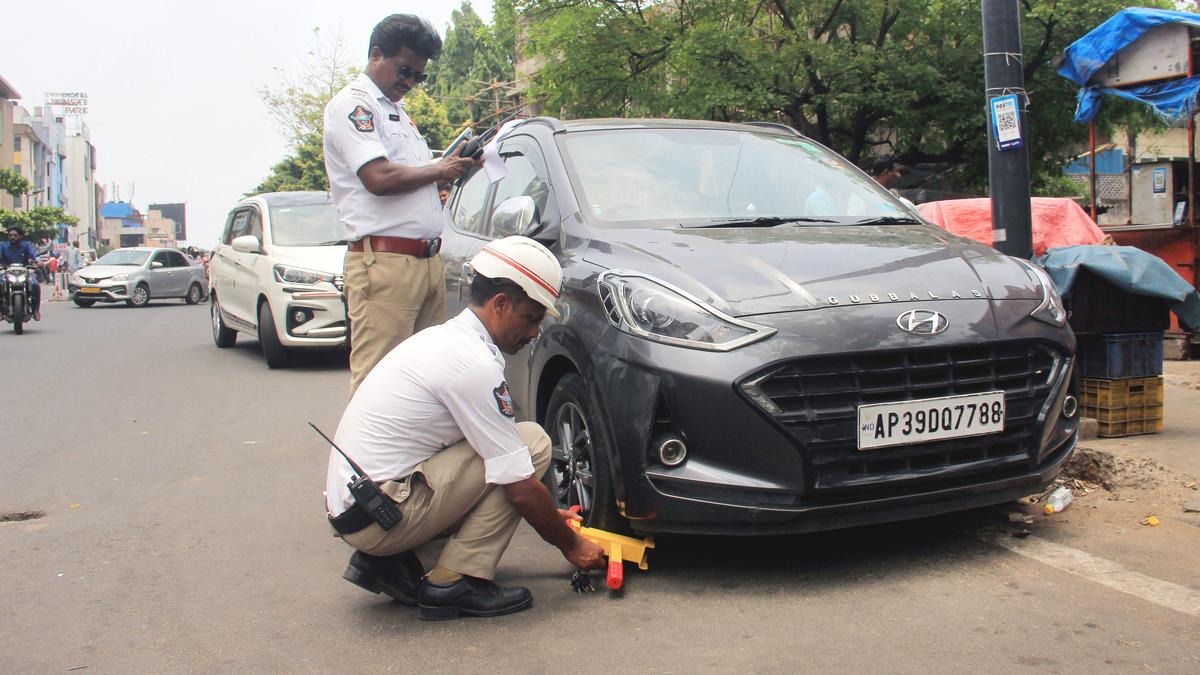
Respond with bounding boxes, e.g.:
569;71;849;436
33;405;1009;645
80;287;101;294
857;391;1005;450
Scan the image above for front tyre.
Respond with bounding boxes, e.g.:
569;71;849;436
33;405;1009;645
184;283;203;305
10;292;24;335
543;374;628;533
257;301;290;369
126;283;150;307
210;295;237;348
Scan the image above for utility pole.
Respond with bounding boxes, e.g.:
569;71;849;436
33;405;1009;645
981;0;1034;259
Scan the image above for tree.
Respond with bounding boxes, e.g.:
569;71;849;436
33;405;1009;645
517;0;1171;193
253;27;461;193
0;207;77;242
0;168;32;198
427;2;518;126
260;28;359;143
252;132;330;194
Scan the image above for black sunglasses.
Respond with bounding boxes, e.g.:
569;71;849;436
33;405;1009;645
396;65;428;86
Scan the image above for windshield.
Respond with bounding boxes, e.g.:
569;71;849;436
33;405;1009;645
561;128;912;226
95;250;151;266
269;203;345;246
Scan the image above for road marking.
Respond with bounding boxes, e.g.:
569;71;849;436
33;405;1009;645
982;531;1200;617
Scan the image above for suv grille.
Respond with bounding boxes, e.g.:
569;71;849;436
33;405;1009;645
746;342;1063;494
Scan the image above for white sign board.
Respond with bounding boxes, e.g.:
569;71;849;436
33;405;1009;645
44;92;88;116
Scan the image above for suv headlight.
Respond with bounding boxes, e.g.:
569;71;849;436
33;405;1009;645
1017;259;1067;327
273;264;336;286
597;270;776;351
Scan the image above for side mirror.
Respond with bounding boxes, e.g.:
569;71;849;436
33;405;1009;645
231;235;262;254
150;261;164;269
491;196;538;238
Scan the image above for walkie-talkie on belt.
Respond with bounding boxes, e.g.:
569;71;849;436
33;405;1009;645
309;422;402;531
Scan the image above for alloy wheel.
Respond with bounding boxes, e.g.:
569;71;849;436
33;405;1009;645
549;401;594;515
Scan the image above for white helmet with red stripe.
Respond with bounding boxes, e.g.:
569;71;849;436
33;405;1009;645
470;236;563;318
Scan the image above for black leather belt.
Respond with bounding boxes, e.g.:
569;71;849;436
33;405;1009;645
328;502;375;535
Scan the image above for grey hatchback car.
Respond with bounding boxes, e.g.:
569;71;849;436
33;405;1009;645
441;117;1077;536
70;247;209;307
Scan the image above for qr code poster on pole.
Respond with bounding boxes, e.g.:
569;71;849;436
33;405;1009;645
990;94;1023;151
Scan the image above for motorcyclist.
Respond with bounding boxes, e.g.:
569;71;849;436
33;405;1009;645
0;226;42;321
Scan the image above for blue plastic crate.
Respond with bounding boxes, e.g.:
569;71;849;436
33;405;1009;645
1078;332;1164;380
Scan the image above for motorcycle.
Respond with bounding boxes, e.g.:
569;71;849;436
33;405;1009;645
1;263;35;335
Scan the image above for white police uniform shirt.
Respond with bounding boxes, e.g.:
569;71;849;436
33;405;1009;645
322;72;444;242
325;308;535;515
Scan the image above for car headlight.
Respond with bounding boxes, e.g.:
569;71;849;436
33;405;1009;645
273;264;335;286
1017;259;1067;327
597;270;776;351
111;273;131;282
70;272;82;284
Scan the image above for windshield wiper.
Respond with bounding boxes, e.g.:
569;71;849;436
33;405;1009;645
850;216;922;225
689;216;838;228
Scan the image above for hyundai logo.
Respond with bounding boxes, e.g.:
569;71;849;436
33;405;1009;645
896;309;949;336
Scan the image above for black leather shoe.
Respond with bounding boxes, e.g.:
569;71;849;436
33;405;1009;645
417;576;533;620
342;550;424;606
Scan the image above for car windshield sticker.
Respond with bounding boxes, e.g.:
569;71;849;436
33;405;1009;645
493;383;515;418
348;105;375;133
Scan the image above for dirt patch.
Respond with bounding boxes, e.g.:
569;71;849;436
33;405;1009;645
1065;445;1196;491
0;511;46;522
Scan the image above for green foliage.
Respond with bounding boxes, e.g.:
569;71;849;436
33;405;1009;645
0;206;77;242
427;2;518;126
518;0;1173;193
260;28;359;143
251;132;329;194
405;89;457;149
0;168;32;198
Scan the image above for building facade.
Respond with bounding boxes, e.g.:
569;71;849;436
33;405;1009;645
0;75;21;211
64;126;99;246
99;201;144;249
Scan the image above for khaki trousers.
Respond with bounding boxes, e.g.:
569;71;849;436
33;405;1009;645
342;422;553;580
344;244;446;394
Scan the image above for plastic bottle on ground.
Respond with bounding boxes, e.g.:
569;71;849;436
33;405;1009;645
1043;486;1073;514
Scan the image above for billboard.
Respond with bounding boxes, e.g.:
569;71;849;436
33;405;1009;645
44;92;88;116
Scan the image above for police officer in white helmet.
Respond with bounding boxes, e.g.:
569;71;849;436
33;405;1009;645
324;236;606;620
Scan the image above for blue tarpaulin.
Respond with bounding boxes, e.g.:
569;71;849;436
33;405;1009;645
1034;245;1200;331
1058;8;1200;123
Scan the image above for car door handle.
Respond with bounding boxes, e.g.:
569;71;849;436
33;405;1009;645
459;261;473;300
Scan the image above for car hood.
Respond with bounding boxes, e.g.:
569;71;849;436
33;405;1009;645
580;224;1039;316
77;264;141;279
268;244;347;275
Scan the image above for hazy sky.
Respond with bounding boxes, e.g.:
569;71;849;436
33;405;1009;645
4;0;492;247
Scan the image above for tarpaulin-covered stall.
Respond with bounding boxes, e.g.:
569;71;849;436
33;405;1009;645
1034;245;1200;332
1058;7;1200;345
918;197;1105;256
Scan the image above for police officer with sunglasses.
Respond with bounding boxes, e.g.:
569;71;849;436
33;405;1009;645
324;14;480;394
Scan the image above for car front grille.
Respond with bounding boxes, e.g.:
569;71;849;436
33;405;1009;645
745;342;1064;494
333;275;344;291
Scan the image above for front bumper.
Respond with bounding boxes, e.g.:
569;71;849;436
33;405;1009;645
273;287;347;348
69;282;131;302
589;300;1078;535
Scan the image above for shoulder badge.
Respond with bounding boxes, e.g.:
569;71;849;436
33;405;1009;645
348;105;375;133
493;383;515;419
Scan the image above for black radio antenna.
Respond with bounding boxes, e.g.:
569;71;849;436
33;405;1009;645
308;422;368;480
